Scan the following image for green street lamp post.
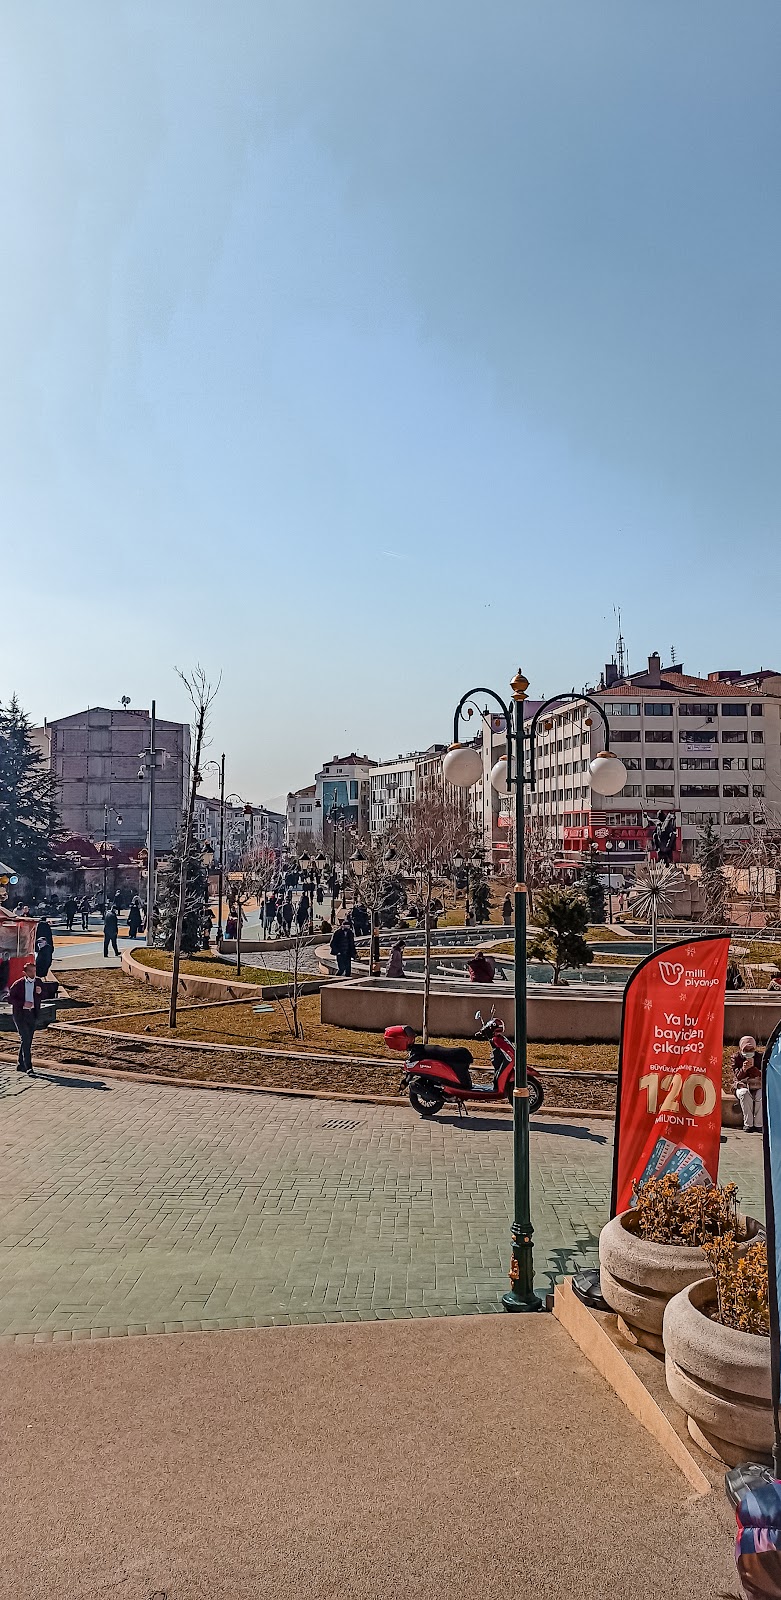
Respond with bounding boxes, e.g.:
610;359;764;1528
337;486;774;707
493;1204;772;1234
444;671;626;1311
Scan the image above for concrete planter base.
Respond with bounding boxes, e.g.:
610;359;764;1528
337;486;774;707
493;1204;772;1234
599;1210;763;1355
664;1278;773;1466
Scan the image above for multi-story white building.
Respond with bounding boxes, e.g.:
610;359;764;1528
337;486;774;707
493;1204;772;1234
195;797;286;863
368;745;451;835
514;653;781;873
286;785;318;847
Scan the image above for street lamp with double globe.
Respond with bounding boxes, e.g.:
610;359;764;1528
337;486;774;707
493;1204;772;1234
443;672;626;1311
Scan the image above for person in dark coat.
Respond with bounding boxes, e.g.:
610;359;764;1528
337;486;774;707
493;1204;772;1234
330;922;357;977
8;959;45;1075
501;895;512;926
127;899;144;939
296;892;310;932
63;897;77;931
103;906;120;958
34;916;54;977
79;896;91;930
282;893;294;936
386;939;405;978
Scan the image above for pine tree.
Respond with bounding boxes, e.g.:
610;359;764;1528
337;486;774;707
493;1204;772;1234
696;816;730;925
0;696;60;898
527;886;594;985
581;859;606;925
154;820;208;953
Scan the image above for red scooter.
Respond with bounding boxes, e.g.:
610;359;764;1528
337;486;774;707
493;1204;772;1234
385;1011;544;1119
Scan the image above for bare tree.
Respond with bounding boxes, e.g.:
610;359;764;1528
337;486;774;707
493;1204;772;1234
349;829;401;975
169;667;219;1028
390;794;471;1042
229;845;277;977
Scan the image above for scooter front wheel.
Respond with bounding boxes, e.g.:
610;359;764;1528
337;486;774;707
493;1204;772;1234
506;1076;545;1115
409;1080;446;1118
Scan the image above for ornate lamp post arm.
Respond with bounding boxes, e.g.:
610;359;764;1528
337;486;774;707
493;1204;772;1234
527;692;612;790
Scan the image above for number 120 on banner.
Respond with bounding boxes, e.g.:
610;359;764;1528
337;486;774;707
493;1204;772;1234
610;935;730;1217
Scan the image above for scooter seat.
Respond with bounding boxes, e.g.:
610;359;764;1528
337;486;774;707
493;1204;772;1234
409;1044;473;1068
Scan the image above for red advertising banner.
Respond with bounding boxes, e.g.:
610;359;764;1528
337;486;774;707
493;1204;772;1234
610;935;731;1216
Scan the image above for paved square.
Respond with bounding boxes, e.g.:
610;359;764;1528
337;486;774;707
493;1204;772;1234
0;1066;765;1338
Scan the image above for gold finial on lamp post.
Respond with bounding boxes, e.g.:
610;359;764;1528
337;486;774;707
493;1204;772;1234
510;669;529;702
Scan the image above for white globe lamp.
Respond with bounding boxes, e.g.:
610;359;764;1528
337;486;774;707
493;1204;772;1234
490;757;510;795
442;743;483;790
588;751;627;797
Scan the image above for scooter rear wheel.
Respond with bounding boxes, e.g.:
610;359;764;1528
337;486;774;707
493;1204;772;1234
409;1080;446;1118
505;1076;544;1115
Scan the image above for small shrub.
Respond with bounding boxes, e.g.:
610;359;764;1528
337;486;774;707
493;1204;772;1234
701;1235;769;1335
631;1173;740;1246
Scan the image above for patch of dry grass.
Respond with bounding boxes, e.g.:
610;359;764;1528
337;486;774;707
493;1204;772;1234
130;948;290;985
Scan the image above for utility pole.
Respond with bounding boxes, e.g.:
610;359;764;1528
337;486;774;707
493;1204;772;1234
217;752;225;941
145;701;157;947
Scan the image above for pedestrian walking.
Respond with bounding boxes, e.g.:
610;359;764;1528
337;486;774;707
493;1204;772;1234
330;921;357;977
63;896;77;931
127;898;144;939
733;1035;764;1131
103;905;120;958
8;959;45;1076
79;895;91;930
501;894;512;926
34;915;55;977
386;939;405;978
264;891;276;935
282;893;294;936
296;891;310;932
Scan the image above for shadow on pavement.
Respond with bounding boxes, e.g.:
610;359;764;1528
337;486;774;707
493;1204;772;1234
35;1070;112;1092
530;1119;608;1144
437;1113;513;1132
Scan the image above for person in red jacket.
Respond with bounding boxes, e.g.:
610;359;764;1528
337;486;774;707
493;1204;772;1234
8;959;45;1076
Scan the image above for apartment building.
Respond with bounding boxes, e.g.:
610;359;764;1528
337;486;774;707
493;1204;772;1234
520;653;781;871
194;797;285;863
368;745;452;834
286;785;317;846
37;706;190;853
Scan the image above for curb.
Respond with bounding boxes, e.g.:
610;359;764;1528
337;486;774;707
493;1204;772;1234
552;1277;713;1496
0;1050;614;1117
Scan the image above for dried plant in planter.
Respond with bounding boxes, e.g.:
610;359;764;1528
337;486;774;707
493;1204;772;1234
631;1174;741;1247
701;1235;770;1336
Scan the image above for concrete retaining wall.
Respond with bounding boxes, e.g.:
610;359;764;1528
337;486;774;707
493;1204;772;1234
320;976;781;1045
121;950;322;1004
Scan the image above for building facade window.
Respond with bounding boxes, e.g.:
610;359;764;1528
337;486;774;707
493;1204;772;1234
721;705;747;717
605;702;640;716
646;730;673;743
679;703;717;717
681;757;719;770
680;784;719;798
645;757;674;770
723;731;748;744
723;785;749;797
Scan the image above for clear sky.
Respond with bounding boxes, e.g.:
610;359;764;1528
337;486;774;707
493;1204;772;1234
2;2;779;808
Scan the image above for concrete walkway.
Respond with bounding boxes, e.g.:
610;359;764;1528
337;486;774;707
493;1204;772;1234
0;1070;764;1340
0;1315;739;1600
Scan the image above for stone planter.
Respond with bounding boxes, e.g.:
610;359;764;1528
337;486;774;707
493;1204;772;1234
664;1278;772;1466
598;1210;763;1355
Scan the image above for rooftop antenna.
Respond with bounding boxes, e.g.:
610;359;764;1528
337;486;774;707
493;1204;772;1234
670;644;677;667
614;606;627;680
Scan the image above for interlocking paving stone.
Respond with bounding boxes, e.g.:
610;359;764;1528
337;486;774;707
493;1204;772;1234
0;1070;765;1339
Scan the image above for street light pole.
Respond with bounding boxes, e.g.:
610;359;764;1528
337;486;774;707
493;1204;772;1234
217;753;225;942
145;700;157;947
444;674;626;1313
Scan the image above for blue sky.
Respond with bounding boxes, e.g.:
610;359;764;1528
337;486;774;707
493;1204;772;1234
2;2;779;806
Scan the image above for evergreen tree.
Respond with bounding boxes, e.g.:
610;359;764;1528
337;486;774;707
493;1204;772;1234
155;820;208;953
0;696;60;898
696;816;730;924
527;886;594;985
580;859;606;924
469;870;491;924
